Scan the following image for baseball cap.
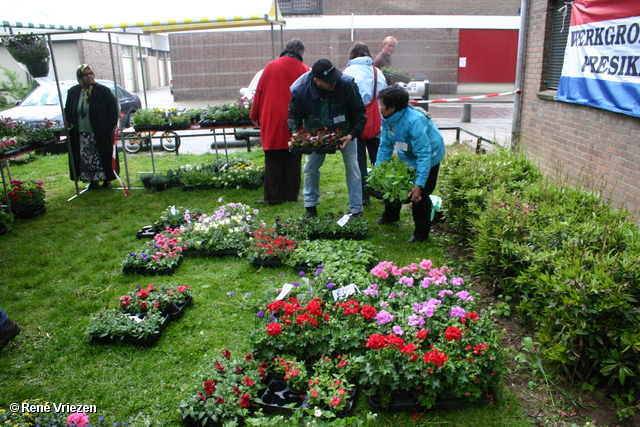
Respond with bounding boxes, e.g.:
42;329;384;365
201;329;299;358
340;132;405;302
312;59;342;84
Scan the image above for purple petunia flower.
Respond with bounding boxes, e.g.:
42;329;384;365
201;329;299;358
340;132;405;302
227;291;235;296
326;282;335;290
292;282;300;287
298;271;305;276
256;311;265;318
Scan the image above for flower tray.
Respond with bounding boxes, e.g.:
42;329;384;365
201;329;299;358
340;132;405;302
180;414;241;427
308;232;366;241
366;389;496;413
259;377;307;413
163;295;193;321
169;122;190;130
198;119;229;127
90;313;170;346
182;184;216;191
290;146;337;155
136;225;156;239
13;206;46;220
230;119;253;127
241;180;263;190
122;259;181;276
8;156;38;166
252;258;283;268
182;249;239;257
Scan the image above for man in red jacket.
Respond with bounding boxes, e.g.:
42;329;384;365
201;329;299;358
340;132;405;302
251;39;310;205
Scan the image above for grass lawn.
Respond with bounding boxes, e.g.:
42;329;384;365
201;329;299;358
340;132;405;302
0;147;531;426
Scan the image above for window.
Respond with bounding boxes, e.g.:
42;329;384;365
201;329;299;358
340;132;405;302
547;1;572;89
277;0;322;15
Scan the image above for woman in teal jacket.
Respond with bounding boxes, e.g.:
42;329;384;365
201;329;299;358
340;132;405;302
374;85;445;242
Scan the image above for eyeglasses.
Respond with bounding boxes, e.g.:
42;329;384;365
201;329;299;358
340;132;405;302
81;72;94;77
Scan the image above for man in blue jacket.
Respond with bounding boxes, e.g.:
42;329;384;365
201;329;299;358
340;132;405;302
374;85;446;242
288;59;367;217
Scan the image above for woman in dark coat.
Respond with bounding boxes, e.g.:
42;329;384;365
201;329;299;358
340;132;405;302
64;64;119;189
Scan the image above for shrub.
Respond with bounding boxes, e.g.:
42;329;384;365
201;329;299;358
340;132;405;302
438;146;541;236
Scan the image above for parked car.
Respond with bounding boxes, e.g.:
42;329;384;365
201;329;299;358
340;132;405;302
239;69;263;101
1;79;142;128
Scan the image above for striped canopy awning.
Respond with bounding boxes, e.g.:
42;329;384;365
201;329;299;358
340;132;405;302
1;0;284;34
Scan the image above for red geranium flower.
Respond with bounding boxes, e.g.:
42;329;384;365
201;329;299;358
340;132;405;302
445;326;463;341
266;322;282;336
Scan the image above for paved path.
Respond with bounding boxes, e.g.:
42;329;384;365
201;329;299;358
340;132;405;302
134;86;514;155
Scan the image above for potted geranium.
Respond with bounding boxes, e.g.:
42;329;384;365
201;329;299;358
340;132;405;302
119;283;193;320
244;228;296;267
271;357;309;393
3;179;46;219
2;33;50;78
305;357;358;416
179;350;267;427
366;154;415;203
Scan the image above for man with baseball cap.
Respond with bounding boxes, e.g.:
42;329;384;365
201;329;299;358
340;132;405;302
288;59;367;217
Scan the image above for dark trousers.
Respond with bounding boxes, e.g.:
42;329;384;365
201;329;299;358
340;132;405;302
264;149;302;202
381;163;440;239
357;138;380;203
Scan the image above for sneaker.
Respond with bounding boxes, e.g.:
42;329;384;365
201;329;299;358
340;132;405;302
304;206;318;218
0;319;20;353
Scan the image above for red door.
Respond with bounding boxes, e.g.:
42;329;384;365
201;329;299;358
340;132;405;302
458;29;518;83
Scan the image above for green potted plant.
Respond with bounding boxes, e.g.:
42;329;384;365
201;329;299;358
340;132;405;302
3;179;46;219
2;33;50;78
380;66;415;84
304;211;368;240
366;154;416;203
86;308;169;345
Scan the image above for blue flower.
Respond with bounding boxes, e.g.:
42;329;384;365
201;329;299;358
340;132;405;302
298;270;305;276
326;282;335;289
256;311;265;318
227;291;235;296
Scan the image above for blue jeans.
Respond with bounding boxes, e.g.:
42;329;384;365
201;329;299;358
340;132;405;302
303;138;363;214
0;308;8;333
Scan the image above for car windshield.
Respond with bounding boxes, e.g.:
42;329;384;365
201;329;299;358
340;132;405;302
20;85;71;107
19;82;118;107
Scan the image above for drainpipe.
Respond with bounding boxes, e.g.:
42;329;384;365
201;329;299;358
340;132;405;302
511;0;528;149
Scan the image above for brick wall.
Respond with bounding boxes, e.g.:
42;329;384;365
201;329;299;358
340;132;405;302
324;0;520;16
170;27;459;100
518;0;640;218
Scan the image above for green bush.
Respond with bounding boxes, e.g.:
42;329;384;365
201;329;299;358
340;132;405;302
462;163;640;399
438;147;542;235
